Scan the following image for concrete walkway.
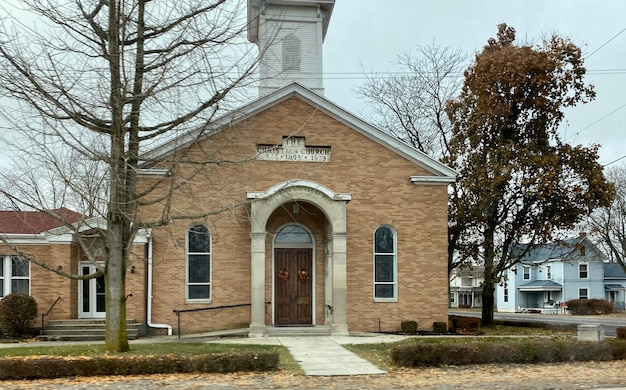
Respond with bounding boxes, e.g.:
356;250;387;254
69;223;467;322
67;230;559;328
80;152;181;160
278;336;386;376
203;333;408;376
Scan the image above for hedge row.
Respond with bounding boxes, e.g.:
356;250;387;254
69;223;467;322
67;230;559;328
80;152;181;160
391;339;626;367
0;352;279;380
565;299;615;315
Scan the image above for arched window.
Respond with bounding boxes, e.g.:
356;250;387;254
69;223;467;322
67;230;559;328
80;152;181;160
275;224;312;244
282;34;301;72
374;225;397;300
187;224;211;300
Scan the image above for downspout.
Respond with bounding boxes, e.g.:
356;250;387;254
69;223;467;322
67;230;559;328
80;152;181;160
146;230;172;335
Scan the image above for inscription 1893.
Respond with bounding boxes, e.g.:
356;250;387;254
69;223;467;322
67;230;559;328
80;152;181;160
256;136;331;162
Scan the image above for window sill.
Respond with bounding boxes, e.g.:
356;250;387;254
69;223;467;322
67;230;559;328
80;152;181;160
186;299;212;304
374;298;398;303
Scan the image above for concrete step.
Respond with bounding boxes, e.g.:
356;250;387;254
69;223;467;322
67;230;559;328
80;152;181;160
266;326;331;337
40;319;142;341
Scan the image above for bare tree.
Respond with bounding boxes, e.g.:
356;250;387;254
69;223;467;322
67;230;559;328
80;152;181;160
357;43;468;159
357;43;469;275
587;165;626;270
0;0;260;351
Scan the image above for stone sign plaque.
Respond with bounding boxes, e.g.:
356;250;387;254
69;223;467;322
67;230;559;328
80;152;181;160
256;136;331;162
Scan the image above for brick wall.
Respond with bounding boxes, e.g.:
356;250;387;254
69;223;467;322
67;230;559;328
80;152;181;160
140;96;449;334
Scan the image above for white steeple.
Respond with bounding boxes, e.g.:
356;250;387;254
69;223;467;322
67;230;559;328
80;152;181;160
247;0;335;96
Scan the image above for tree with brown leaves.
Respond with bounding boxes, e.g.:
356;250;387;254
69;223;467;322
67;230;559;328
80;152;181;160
445;24;614;326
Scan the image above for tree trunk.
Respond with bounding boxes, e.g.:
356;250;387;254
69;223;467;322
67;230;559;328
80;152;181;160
105;223;129;352
481;198;497;327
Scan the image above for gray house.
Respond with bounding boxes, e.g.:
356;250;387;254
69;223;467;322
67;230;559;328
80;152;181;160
604;262;626;310
496;234;608;312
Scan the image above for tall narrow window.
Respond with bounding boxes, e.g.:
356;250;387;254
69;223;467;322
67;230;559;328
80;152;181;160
579;263;588;279
0;256;30;297
546;265;552;280
374;225;397;300
504;288;509;303
187;224;211;300
523;266;530;280
282;34;301;72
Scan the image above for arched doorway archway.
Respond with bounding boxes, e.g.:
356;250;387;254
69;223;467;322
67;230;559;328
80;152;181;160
247;180;351;337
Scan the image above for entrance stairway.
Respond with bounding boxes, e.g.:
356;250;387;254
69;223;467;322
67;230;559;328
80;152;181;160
266;325;331;337
38;319;142;342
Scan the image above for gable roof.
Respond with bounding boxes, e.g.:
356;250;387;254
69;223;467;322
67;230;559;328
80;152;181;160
514;236;607;263
604;262;626;279
0;208;84;234
139;82;458;181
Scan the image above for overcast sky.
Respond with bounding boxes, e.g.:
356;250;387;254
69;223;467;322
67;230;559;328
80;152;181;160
1;1;624;168
322;0;626;167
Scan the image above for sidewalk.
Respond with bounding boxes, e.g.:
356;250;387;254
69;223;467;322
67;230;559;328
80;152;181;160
206;334;409;376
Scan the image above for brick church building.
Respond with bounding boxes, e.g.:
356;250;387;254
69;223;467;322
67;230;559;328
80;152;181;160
0;0;455;337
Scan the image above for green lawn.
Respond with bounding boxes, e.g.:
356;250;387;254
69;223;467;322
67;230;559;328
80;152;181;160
0;324;574;375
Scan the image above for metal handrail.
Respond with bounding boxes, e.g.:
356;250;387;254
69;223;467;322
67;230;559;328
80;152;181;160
41;296;62;335
172;301;271;338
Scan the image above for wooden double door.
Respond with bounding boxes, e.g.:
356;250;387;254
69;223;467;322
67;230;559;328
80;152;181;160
274;248;313;325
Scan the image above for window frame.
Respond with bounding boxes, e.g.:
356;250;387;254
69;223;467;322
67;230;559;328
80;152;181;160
578;263;588;279
545;265;552;280
523;266;531;280
504;287;509;303
373;225;398;302
0;255;30;297
578;288;588;300
186;224;212;302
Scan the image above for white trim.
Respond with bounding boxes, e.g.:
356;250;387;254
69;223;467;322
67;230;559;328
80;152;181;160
78;262;106;319
373;224;398;302
137;168;170;177
410;176;456;185
247;179;351;201
185;223;212;303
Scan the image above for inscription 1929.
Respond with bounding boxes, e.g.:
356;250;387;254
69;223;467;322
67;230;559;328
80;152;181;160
256;136;331;162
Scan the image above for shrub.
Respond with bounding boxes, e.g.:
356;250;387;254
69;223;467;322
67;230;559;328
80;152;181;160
0;352;279;380
0;293;38;338
432;321;448;334
449;315;481;333
401;320;418;334
565;299;614;315
391;339;615;367
617;327;626;340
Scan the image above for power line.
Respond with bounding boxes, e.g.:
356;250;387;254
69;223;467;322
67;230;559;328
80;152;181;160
603;155;626;167
585;28;626;59
564;103;626;141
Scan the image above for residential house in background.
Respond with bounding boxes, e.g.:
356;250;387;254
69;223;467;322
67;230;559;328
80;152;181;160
497;234;607;312
604;262;626;310
449;266;483;308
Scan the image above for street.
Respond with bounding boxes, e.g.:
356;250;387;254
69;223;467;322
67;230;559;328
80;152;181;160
450;309;626;336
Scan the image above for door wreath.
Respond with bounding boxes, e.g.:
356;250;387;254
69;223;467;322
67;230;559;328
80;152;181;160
278;269;289;281
297;269;309;281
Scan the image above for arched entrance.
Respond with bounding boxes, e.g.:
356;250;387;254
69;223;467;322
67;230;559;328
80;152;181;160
273;224;314;325
247;180;351;337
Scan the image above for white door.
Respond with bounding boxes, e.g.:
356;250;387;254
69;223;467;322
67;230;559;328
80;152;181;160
79;263;106;318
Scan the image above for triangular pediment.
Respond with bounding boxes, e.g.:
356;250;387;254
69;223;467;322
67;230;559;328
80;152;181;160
140;82;457;181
